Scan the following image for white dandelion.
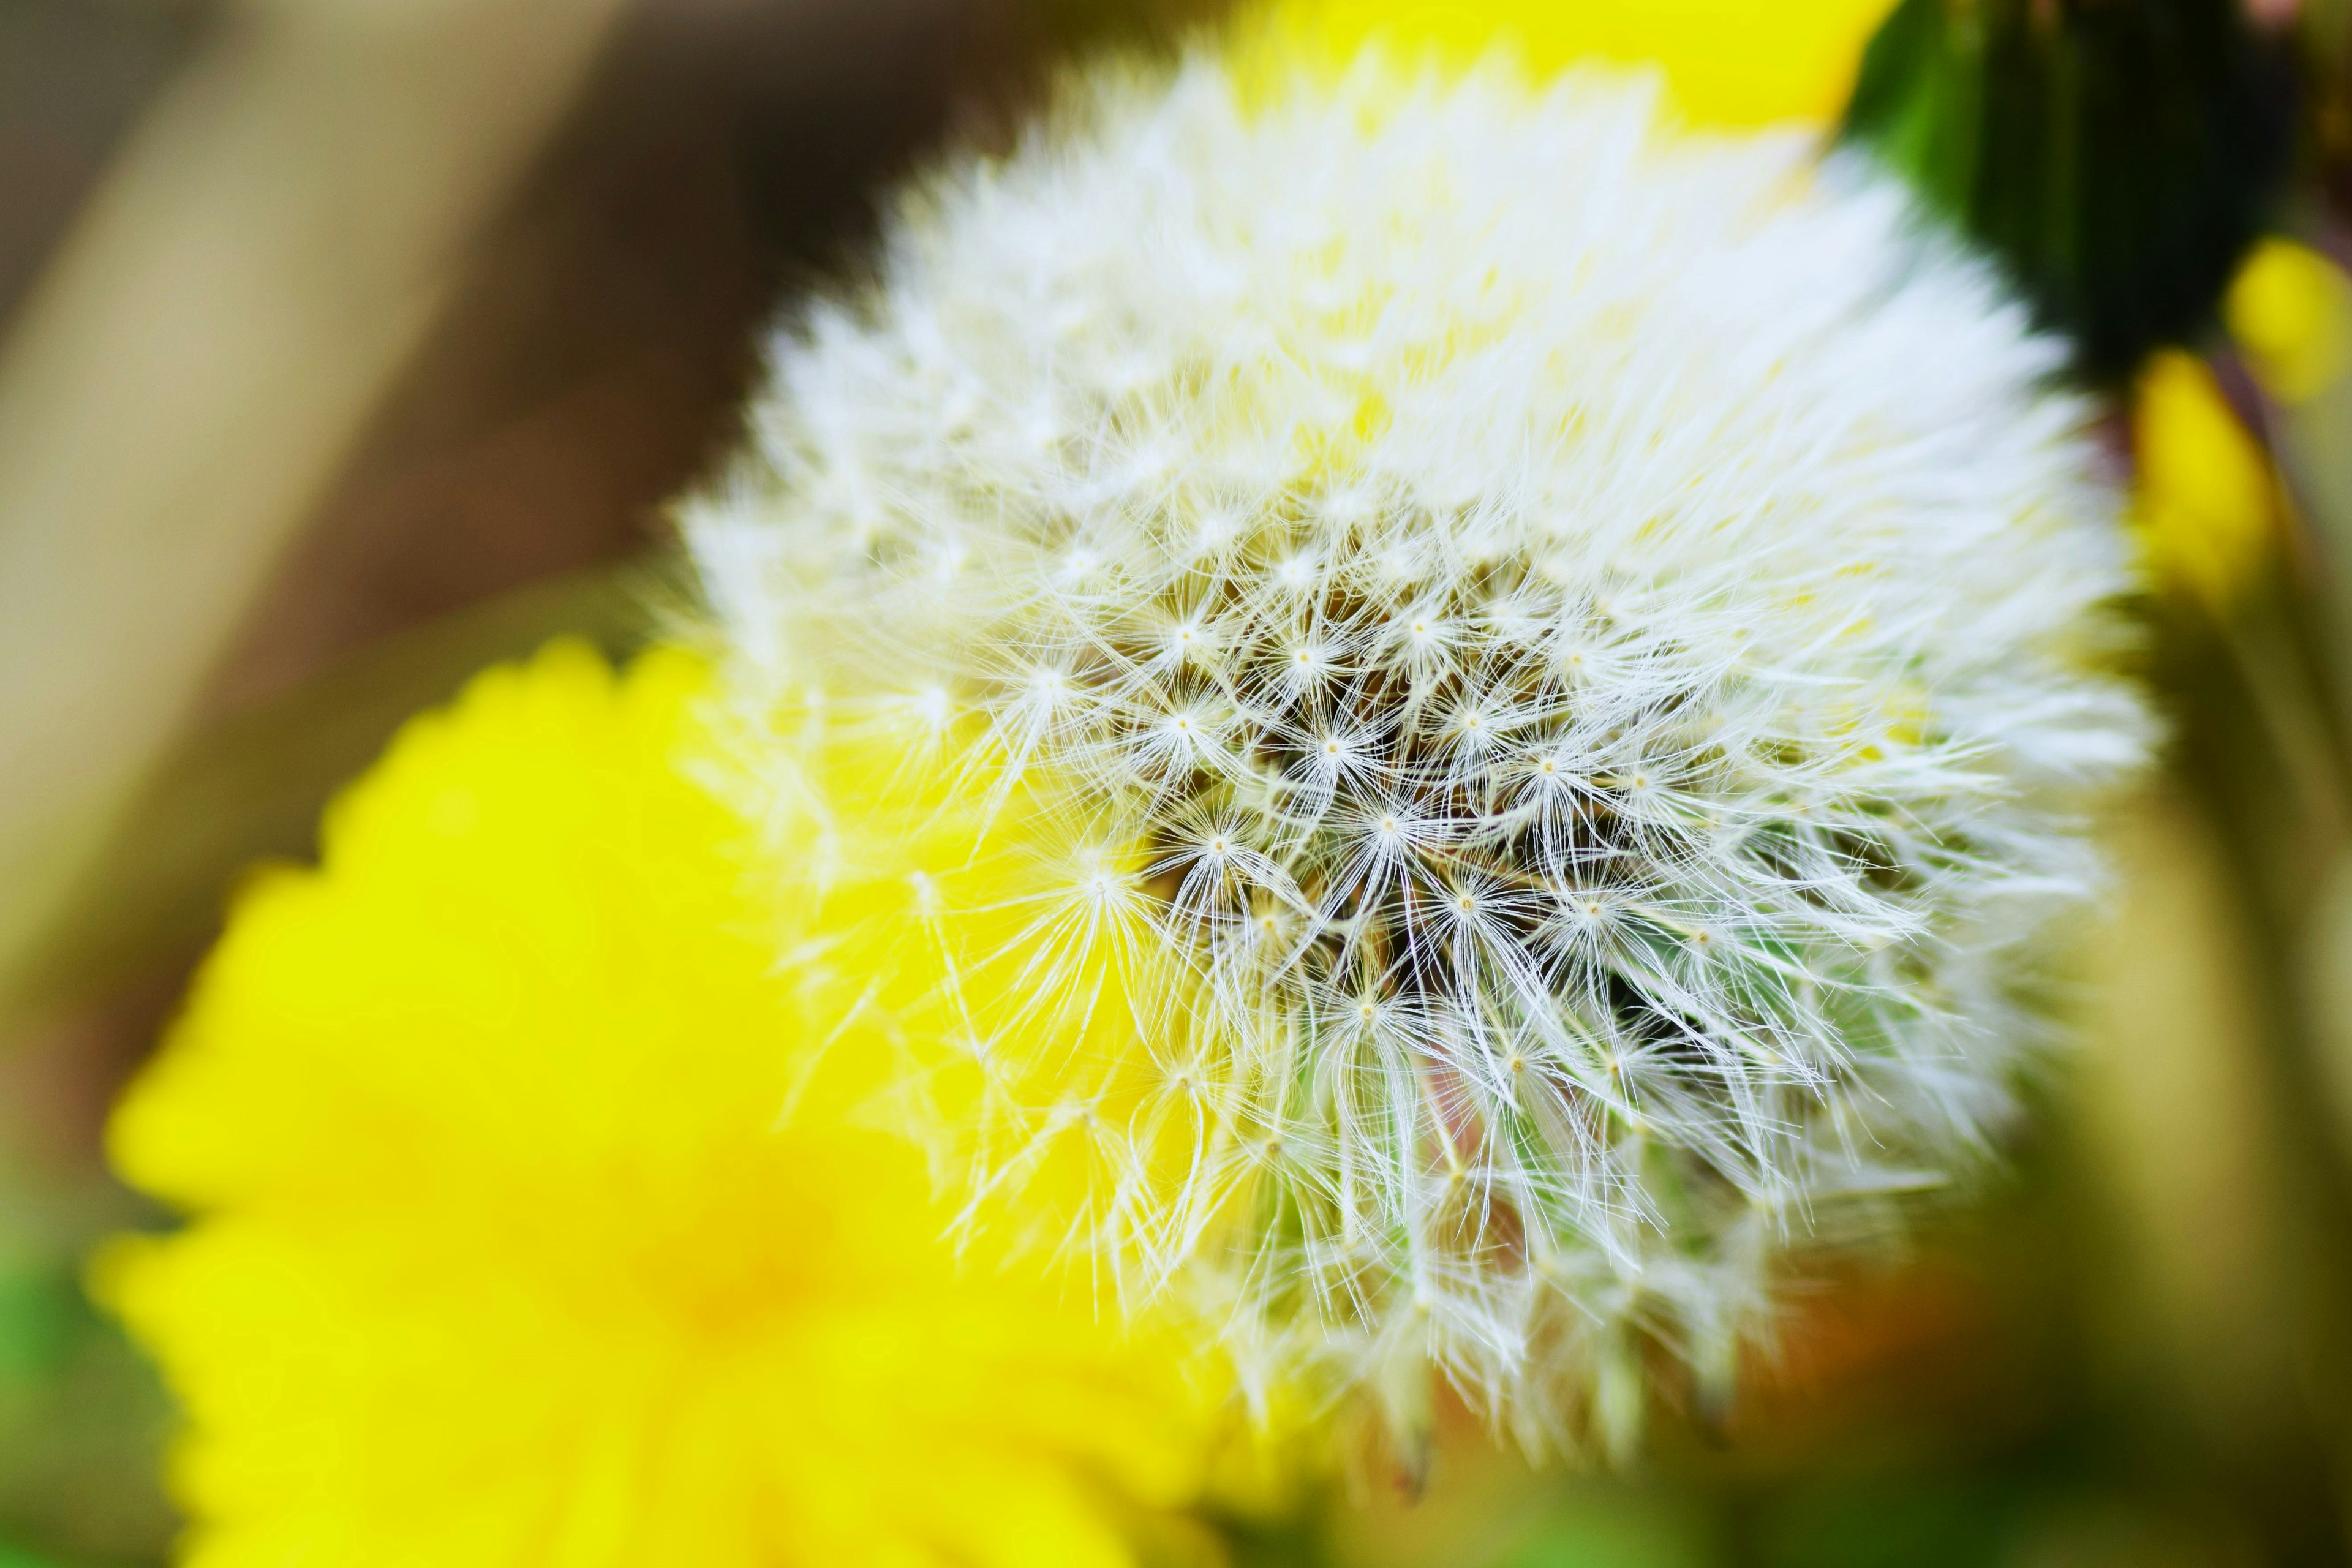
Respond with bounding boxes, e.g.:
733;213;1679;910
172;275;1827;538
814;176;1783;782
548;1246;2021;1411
685;48;2148;1458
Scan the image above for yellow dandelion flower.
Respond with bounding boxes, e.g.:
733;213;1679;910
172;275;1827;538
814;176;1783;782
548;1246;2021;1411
2133;349;2280;611
1245;0;1898;126
2226;236;2352;406
94;640;1242;1568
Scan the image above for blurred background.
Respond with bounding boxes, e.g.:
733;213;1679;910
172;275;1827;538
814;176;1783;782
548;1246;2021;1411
7;0;2352;1564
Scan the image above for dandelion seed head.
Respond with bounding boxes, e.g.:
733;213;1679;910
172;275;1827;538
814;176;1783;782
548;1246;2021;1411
690;53;2149;1453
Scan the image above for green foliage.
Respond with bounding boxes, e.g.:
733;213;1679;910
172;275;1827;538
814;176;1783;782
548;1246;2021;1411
0;1265;70;1386
1498;1491;1713;1568
1752;1476;2016;1568
0;1238;172;1566
1845;0;2294;380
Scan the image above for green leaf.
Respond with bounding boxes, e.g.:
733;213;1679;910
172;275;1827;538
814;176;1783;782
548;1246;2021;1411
0;1267;71;1387
1844;0;2294;381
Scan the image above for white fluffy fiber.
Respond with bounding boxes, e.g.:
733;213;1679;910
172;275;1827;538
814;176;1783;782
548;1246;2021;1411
688;51;2146;1455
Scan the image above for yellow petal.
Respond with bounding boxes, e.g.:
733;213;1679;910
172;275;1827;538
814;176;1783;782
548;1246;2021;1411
2133;350;2278;609
2226;236;2352;405
1249;0;1899;126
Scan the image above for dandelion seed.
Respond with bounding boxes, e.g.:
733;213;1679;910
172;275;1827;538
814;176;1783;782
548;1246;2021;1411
692;50;2149;1457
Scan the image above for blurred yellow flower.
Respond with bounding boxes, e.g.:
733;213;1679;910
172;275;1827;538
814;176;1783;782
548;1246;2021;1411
1250;0;1898;125
2226;236;2352;405
96;641;1240;1568
2134;349;2279;610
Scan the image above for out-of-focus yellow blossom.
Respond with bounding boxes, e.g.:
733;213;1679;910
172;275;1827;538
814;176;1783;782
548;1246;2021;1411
96;641;1246;1568
1249;0;1899;126
2134;350;2280;610
2226;236;2352;405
